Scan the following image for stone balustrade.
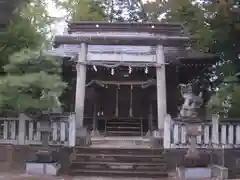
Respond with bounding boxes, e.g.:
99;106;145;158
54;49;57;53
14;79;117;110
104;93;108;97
0;114;74;146
0;113;240;149
164;115;240;149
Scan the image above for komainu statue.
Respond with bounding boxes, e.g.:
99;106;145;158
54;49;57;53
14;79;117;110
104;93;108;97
180;84;203;118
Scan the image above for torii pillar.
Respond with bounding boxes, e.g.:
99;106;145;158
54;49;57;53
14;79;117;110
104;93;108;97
155;45;167;143
75;42;87;145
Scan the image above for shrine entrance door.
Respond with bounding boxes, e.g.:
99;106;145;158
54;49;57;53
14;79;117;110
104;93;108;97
100;83;148;136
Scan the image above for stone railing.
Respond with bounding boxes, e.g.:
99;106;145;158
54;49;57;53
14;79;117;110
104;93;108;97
0;114;75;146
164;115;240;149
1;113;240;149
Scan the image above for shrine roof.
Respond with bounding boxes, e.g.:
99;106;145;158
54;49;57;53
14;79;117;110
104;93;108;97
49;21;219;65
68;21;188;36
54;21;190;47
0;0;24;30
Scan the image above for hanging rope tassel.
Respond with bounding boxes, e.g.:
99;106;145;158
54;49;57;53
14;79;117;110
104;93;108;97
115;85;119;117
129;85;133;117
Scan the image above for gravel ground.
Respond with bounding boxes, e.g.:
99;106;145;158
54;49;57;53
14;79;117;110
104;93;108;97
0;173;174;180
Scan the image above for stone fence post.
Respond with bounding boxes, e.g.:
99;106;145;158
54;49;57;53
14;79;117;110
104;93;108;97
18;113;30;145
68;113;76;147
212;114;219;148
164;114;172;148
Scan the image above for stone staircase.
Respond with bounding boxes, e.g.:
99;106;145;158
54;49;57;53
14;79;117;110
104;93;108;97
90;136;151;148
106;118;142;136
69;146;168;178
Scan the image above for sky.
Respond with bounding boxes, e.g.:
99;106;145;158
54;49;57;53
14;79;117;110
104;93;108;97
47;0;155;35
47;0;67;35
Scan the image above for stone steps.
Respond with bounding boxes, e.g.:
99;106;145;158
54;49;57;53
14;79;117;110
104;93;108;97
71;161;166;166
69;146;168;178
70;169;168;177
106;121;141;126
107;131;141;136
106;118;141;136
90;136;151;148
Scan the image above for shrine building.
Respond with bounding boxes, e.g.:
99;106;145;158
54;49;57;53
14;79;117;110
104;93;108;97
47;21;218;146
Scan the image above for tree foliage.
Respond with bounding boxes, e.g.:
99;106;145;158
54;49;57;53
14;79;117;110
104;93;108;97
141;0;240;117
1;0;240;118
0;49;67;115
0;0;66;116
56;0;107;21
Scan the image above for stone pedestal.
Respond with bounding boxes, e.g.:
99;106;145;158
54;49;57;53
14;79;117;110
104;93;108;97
185;124;201;159
26;162;61;175
38;120;52;159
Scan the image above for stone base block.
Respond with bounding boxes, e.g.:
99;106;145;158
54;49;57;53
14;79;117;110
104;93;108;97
151;138;163;148
76;127;90;146
211;164;228;180
176;167;211;179
26;162;61;175
176;165;228;180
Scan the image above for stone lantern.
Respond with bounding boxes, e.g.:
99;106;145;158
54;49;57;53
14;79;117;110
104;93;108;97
26;113;61;175
35;113;53;163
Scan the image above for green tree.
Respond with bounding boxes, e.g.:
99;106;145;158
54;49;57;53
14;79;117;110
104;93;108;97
56;0;107;21
203;1;240;117
0;49;67;115
0;0;66;116
104;0;147;22
0;0;56;69
141;0;240;117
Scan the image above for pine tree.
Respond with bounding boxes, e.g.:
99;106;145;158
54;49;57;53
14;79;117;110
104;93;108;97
0;0;66;116
0;49;67;116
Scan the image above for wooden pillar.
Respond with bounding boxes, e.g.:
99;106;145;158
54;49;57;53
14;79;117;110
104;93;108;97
156;45;167;136
91;103;99;136
146;102;153;136
75;42;87;129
